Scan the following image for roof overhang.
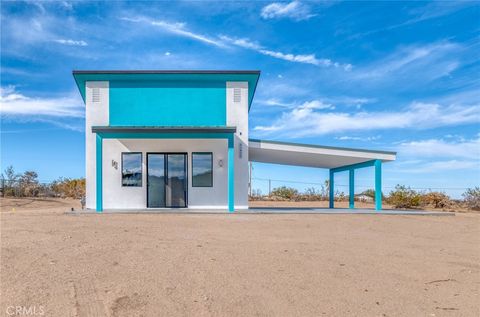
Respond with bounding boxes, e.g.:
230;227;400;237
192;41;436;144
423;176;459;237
92;126;236;134
73;70;261;110
248;139;396;169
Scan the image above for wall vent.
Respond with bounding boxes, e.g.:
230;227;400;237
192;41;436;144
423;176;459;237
233;88;241;103
92;87;100;103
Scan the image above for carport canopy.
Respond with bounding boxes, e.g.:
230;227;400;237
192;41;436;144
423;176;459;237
248;139;397;210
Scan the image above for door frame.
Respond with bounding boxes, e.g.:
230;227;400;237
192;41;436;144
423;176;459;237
146;152;188;208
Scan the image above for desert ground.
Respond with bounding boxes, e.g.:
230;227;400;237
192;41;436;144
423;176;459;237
1;198;479;316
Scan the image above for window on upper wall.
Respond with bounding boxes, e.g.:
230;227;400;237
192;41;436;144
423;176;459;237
122;153;142;187
192;152;213;187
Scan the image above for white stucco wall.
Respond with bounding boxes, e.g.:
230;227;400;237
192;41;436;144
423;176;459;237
102;139;229;210
226;81;249;209
85;81;109;209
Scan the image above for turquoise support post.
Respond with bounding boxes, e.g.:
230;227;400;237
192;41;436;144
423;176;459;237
349;169;355;209
228;136;235;212
374;159;382;211
96;134;103;212
329;169;334;208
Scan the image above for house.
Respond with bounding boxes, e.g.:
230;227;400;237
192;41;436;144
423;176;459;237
73;70;396;212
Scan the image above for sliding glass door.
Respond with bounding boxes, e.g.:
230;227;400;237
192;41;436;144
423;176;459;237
147;153;187;208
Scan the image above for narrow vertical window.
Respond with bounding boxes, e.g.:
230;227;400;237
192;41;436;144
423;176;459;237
192;152;213;187
122;153;142;187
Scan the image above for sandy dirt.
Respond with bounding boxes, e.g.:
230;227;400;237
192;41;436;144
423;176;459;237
1;198;479;316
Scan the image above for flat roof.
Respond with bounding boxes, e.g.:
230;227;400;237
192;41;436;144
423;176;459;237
92;126;237;134
248;139;396;169
73;70;260;75
73;70;261;109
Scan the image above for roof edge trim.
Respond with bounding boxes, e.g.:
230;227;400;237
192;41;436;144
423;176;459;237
92;126;237;134
249;138;397;156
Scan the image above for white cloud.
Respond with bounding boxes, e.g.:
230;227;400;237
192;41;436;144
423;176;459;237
257;99;334;110
257;98;293;108
220;35;352;69
352;42;460;82
398;137;480;160
0;86;84;118
261;1;316;21
254;101;480;137
53;39;88;46
121;16;351;69
121;17;226;47
336;136;380;142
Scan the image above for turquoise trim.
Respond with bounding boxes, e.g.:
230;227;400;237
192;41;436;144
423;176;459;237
228;135;234;212
109;81;226;126
72;72;260;109
93;131;234;212
329;159;383;210
96;134;103;212
329;169;334;208
97;132;233;139
349;169;354;209
330;160;376;173
375;159;382;210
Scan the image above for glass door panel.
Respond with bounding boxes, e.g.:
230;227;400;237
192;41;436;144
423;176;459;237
147;154;166;208
166;154;187;207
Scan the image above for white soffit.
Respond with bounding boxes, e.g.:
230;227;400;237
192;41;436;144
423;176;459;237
248;139;396;169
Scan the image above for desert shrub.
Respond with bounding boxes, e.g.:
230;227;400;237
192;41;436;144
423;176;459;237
51;177;86;199
421;191;452;209
1;165;19;197
360;189;376;199
270;186;299;200
387;185;421;209
19;171;40;197
301;187;323;201
463;187;480;211
335;191;347;202
249;189;263;200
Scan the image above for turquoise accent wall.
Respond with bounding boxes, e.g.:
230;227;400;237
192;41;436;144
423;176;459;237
109;81;226;126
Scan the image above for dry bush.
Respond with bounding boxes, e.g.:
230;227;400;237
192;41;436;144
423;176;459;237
386;185;421;209
270;186;299;200
463;187;480;211
299;187;324;201
51;178;86;199
420;191;452;209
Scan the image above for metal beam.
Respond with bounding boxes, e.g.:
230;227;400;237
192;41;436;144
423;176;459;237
330;159;376;173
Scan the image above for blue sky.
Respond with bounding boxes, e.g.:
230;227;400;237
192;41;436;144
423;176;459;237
1;1;479;197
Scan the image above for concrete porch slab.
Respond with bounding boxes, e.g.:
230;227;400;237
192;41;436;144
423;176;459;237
67;207;453;216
